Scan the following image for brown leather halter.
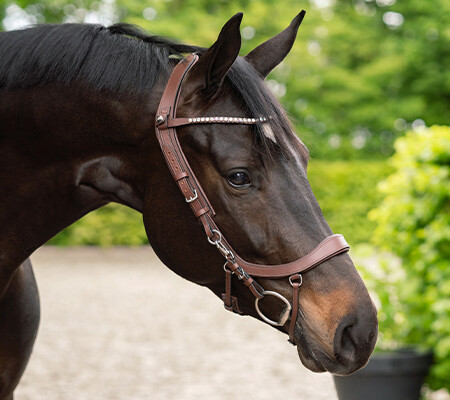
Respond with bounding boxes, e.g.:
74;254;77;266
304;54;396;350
155;54;350;344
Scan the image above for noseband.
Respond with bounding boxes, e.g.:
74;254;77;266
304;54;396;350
155;54;350;344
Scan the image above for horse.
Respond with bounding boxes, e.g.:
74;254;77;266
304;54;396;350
0;11;378;399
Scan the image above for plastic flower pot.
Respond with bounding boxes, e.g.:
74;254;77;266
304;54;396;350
333;349;433;400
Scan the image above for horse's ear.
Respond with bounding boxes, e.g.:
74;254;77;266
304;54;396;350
188;13;243;96
245;11;306;79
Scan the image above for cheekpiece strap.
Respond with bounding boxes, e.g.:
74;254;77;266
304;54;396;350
155;54;350;346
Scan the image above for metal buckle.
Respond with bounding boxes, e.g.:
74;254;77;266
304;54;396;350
255;291;292;327
234;266;249;281
185;189;198;203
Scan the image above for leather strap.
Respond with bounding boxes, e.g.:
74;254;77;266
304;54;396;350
155;54;350;345
236;234;349;277
288;274;302;343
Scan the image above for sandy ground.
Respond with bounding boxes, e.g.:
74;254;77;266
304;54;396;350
15;246;339;400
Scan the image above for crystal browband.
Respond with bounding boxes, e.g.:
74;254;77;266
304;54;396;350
187;116;267;124
155;114;268;129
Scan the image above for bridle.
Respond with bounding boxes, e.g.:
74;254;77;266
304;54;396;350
155;54;350;344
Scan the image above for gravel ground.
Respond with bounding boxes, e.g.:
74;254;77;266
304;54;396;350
15;246;339;400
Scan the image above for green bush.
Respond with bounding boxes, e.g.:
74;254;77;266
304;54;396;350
48;203;147;246
308;160;392;245
367;126;450;391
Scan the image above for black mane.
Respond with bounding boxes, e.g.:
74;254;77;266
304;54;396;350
0;23;189;93
0;23;296;156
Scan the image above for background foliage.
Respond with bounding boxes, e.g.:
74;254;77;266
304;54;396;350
1;0;449;158
360;126;450;391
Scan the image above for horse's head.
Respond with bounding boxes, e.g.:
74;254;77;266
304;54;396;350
143;12;377;375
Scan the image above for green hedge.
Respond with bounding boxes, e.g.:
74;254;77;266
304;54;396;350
308;160;392;245
48;203;146;246
48;160;391;246
367;126;450;391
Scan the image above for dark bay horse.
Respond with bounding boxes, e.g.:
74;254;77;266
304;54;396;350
0;11;377;399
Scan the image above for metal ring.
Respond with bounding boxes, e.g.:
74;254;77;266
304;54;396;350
223;261;231;273
289;274;303;287
207;229;222;245
255;291;292;327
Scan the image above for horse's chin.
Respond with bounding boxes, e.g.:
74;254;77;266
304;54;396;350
296;343;368;376
296;344;326;373
294;328;369;375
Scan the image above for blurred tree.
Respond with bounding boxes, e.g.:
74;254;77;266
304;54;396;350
1;0;449;159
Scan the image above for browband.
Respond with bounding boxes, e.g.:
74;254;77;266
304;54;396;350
155;54;349;344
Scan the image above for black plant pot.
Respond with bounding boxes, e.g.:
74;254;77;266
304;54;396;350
333;349;433;400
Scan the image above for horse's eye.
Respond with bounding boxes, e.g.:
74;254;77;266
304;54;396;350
227;172;251;188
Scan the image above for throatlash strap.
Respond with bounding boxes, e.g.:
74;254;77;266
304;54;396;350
155;54;350;344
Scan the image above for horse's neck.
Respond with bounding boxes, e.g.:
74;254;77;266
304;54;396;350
0;83;159;271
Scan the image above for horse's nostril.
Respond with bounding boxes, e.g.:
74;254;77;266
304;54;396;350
340;325;356;354
334;317;357;363
334;312;378;370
